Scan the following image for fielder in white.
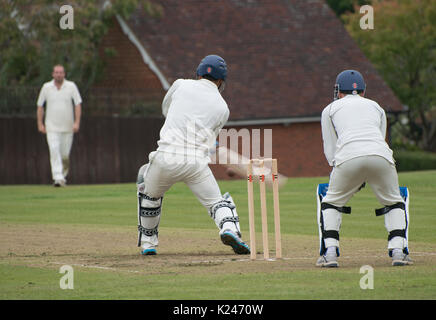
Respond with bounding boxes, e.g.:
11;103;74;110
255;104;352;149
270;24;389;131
37;65;82;187
136;55;250;256
316;70;412;267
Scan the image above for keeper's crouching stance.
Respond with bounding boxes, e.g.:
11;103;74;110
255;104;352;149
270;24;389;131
316;70;412;267
136;54;249;256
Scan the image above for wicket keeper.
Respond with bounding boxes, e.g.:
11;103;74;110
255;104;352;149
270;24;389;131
135;55;250;256
316;70;412;267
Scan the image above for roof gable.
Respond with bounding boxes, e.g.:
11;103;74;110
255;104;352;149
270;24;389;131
126;0;403;120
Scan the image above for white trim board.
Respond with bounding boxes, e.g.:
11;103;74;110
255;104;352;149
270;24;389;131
116;15;170;90
225;116;321;127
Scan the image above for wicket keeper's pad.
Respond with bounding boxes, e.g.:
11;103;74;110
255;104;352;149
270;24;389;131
316;184;410;255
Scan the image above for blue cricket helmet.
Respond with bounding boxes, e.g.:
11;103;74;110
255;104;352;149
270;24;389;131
196;55;227;81
334;69;366;100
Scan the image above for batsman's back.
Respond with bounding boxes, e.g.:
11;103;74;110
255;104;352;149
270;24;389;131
157;79;229;158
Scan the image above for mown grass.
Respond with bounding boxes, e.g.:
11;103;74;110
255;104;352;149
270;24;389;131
1;170;435;299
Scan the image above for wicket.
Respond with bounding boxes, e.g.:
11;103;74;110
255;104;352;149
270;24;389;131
247;158;282;260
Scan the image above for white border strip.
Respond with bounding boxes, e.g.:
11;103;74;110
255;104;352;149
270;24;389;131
226;116;321;127
116;15;170;90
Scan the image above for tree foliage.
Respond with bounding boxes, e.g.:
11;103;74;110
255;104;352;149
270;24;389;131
343;0;436;151
0;0;162;93
326;0;371;17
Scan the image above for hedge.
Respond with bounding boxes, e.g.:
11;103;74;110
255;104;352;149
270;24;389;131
394;149;436;172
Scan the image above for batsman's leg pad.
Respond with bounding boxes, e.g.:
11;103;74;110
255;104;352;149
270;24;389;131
209;193;241;236
137;192;162;247
136;163;163;247
216;192;250;254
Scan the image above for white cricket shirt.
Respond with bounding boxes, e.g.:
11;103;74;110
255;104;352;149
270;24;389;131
156;78;229;161
36;79;82;132
321;94;394;167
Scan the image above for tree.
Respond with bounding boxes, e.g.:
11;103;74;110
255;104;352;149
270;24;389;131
0;0;163;93
326;0;371;17
343;0;436;151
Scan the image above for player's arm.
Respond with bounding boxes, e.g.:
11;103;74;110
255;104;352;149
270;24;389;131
72;83;83;133
321;106;337;166
215;108;229;136
162;79;183;118
36;107;45;134
36;85;46;134
73;104;82;133
380;107;388;140
209;108;229;156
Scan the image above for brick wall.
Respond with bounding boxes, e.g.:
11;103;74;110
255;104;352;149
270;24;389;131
210;123;331;179
96;18;165;93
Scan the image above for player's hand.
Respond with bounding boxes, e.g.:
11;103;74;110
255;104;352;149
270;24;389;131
38;124;46;134
73;122;80;133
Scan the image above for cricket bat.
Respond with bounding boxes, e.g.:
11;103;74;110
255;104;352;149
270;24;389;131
216;146;288;189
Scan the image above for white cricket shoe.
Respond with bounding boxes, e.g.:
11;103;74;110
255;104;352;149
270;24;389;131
53;179;66;187
140;241;157;255
391;251;413;266
316;255;339;268
141;248;157;255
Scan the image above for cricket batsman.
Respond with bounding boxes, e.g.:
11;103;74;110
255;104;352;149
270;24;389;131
135;54;250;256
316;70;412;267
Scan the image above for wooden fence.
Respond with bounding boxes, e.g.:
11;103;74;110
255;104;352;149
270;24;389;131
0;116;164;184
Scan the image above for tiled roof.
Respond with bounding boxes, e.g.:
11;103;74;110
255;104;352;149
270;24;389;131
126;0;404;121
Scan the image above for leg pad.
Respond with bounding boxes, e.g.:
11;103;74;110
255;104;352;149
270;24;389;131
323;230;339;241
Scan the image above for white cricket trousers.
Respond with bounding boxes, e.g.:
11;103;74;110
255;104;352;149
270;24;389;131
142;151;222;208
323;155;403;206
46;132;73;182
137;151;240;249
322;155;407;250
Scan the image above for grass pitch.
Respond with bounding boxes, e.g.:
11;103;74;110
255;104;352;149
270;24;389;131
0;171;435;299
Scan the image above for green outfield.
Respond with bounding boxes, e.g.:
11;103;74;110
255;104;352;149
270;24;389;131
1;171;435;300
